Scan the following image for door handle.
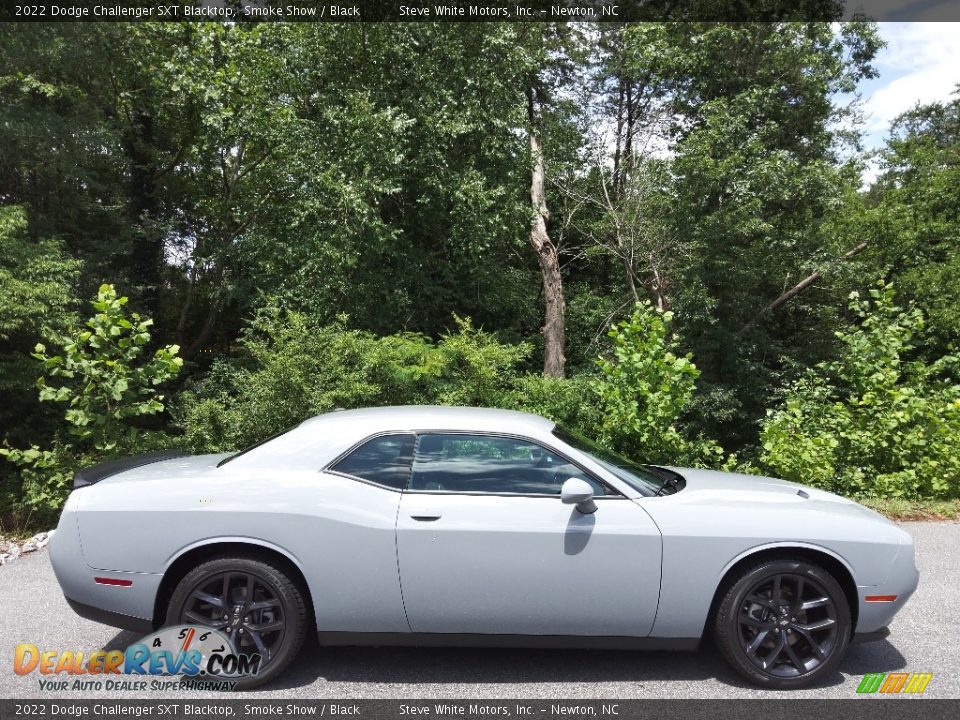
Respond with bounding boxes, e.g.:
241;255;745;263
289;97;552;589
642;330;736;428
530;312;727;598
409;510;442;521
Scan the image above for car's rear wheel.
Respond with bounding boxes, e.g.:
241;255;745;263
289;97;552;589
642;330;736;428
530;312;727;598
713;558;851;689
166;555;307;689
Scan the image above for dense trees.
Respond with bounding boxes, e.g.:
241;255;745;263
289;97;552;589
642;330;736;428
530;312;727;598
761;284;960;499
621;23;883;448
2;21;958;525
1;285;181;521
863;92;960;355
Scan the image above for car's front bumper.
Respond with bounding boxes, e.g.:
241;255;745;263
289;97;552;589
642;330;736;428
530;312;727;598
855;531;920;633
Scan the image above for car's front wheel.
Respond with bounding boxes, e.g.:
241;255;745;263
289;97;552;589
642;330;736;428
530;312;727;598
713;558;851;689
166;555;308;689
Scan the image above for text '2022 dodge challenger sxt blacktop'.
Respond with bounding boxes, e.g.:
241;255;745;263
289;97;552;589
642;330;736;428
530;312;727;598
49;406;918;689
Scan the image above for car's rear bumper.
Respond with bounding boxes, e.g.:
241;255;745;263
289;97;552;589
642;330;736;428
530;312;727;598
64;595;153;634
49;492;162;630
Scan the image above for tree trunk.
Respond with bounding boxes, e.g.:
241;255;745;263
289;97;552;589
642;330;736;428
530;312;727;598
623;254;640;303
185;297;220;357
175;262;197;346
527;86;565;378
648;263;669;312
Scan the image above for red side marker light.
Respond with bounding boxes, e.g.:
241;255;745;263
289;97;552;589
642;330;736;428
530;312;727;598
865;594;897;602
94;577;133;587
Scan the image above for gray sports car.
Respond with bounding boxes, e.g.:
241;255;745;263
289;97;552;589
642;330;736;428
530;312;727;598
49;406;918;689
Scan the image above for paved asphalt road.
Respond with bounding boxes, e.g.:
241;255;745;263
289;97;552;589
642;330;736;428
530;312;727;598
1;521;957;700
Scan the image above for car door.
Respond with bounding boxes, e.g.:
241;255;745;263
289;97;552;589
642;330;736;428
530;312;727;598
395;433;662;637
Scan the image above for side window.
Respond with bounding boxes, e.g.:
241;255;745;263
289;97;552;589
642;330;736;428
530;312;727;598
409;434;611;496
330;434;415;490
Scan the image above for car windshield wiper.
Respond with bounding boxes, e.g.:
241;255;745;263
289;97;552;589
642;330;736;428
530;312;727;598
649;466;682;496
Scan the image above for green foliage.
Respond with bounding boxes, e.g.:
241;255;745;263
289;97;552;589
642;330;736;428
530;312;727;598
0;207;80;342
177;308;535;453
864;92;960;353
1;285;181;524
592;302;725;466
0;444;77;522
177;307;618;457
33;284;183;452
0;206;81;448
760;284;960;498
618;22;882;450
433;317;533;408
507;374;600;436
4;23;960;518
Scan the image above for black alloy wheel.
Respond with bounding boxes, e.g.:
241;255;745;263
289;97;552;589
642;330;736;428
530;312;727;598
714;558;851;688
738;572;838;676
167;555;307;688
181;570;286;661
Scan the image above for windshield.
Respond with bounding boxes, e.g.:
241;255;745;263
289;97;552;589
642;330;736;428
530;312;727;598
551;426;678;497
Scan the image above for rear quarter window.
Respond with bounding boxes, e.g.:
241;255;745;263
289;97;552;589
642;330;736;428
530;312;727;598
330;434;415;490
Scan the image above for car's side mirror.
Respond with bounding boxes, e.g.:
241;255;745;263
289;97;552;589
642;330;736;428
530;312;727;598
560;478;597;514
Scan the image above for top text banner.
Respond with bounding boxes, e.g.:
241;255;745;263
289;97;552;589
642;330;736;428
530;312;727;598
1;0;958;22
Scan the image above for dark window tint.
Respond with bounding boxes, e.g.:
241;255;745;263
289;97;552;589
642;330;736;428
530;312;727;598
409;434;611;496
331;434;415;489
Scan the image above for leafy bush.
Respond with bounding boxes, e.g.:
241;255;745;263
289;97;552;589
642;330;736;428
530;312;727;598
506;373;600;435
591;301;726;466
760;283;960;499
433;316;532;407
0;445;76;526
177;309;532;452
0;205;81;450
179;310;423;451
1;285;182;523
178;303;729;471
33;285;183;451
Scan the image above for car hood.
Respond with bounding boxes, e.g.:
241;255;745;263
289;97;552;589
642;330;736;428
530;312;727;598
656;466;887;520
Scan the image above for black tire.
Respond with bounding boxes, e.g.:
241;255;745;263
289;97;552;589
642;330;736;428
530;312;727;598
166;555;308;689
713;557;851;689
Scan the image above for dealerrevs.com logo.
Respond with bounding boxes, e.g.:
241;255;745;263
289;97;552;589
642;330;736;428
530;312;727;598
14;625;260;692
856;672;934;694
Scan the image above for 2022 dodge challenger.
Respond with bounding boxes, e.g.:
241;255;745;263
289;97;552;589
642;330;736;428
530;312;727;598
49;406;918;689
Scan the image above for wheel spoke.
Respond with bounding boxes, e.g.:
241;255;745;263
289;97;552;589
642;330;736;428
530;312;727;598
220;574;230;608
794;617;835;632
183;610;228;628
740;612;774;629
771;575;782;601
791;578;805;612
190;590;223;608
248;599;281;611
801;597;831;611
746;594;779;611
247;629;270;660
761;632;787;670
783;635;808;672
745;630;770;657
793;627;827;659
248;619;284;633
245;574;255;603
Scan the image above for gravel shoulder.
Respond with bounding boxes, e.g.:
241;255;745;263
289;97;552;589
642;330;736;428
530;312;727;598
1;522;956;700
